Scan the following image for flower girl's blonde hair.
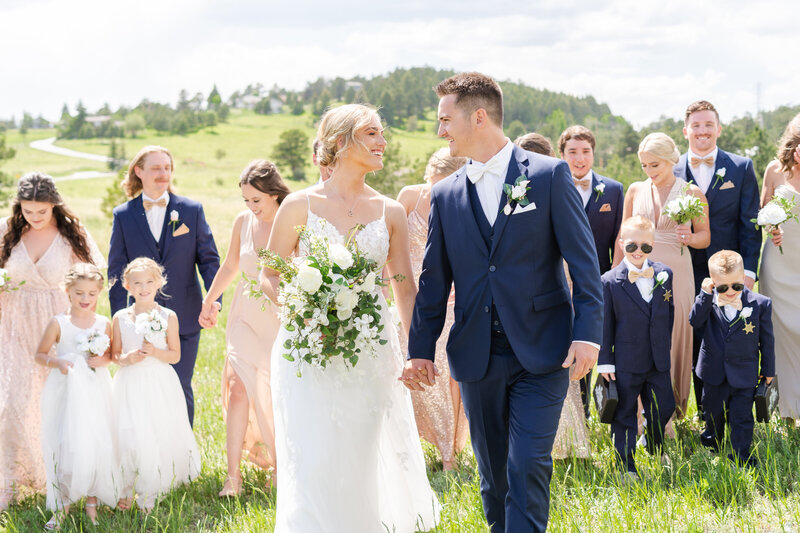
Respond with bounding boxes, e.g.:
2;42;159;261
63;262;105;290
122;257;167;291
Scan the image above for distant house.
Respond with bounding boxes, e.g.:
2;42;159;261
86;115;112;128
239;95;262;110
345;81;363;92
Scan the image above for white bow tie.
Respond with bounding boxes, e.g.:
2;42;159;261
466;157;507;184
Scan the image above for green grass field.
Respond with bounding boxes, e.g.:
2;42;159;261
2;113;800;532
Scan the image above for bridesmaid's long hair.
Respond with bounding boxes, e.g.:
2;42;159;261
0;172;93;268
777;113;800;173
239;160;291;205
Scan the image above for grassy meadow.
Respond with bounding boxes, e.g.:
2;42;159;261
2;111;800;532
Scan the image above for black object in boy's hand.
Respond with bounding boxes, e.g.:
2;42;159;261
594;375;619;424
755;376;779;423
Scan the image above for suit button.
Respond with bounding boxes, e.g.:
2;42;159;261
484;306;490;313
489;265;496;272
493;320;499;326
726;338;731;343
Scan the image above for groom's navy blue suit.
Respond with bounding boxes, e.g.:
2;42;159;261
108;193;220;426
409;145;603;532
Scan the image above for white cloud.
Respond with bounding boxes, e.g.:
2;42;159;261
1;0;799;127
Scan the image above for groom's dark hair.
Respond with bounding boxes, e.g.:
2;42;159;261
435;72;503;127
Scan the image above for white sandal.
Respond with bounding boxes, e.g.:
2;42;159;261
85;502;99;526
44;512;63;531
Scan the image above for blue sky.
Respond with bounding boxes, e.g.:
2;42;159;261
1;0;799;127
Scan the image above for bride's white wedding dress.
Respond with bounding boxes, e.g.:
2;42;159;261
271;203;441;533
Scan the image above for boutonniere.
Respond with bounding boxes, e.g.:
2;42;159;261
169;210;180;235
503;176;531;215
731;306;752;327
594;182;606;202
712;167;727;189
649;271;669;295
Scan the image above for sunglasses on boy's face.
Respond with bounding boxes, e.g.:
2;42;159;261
716;283;745;293
624;242;653;254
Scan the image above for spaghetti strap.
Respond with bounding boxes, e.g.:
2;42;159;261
412;188;424;214
306;193;312;212
382;198;387;217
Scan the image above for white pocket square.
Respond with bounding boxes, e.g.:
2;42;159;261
512;202;537;215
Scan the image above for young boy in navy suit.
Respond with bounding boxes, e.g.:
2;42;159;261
598;216;675;477
689;250;775;466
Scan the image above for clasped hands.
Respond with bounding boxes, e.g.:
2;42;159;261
120;341;155;366
401;341;598;390
198;301;222;329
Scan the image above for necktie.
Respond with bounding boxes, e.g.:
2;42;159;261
143;198;167;211
690;156;714;168
721;299;743;311
466;157;506;184
573;178;591;190
628;266;654;283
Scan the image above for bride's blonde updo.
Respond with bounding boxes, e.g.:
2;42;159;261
638;132;680;165
315;104;382;168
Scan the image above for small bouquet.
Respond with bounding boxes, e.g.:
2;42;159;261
76;329;110;371
662;184;707;255
751;185;799;255
258;222;401;375
134;309;168;345
0;268;25;293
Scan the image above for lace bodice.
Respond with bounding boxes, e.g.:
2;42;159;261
304;207;390;265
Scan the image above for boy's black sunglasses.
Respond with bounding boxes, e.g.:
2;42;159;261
624;242;653;254
716;283;745;293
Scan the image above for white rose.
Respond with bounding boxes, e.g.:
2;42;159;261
757;202;788;226
329;243;354;269
337;307;353;320
335;288;358;311
656;271;669;284
595;183;606;193
716;167;727;178
360;272;376;293
511;185;527;199
296;265;323;294
170;210;179;222
740;306;753;319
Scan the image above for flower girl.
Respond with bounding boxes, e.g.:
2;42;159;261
111;257;200;511
34;263;117;530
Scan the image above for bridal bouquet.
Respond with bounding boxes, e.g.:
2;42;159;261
662;184;707;255
752;185;798;255
76;329;110;371
258;223;398;375
134;309;168;345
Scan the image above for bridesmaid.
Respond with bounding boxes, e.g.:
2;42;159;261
619;133;710;419
396;148;469;470
758;118;800;424
0;173;103;509
515;133;589;458
200;160;290;495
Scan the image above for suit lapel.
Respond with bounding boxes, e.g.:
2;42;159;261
618;265;650;316
131;195;160;258
728;290;753;336
490;146;527;259
704;150;728;205
585;171;600;218
160;194;176;260
454;171;489;256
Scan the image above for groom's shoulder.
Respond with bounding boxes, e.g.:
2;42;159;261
719;148;751;168
113;196;137;216
431;166;465;196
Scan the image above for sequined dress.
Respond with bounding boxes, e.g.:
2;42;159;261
0;217;103;495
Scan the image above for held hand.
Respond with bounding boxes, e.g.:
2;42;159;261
701;277;715;294
56;359;73;375
399;359;439;391
198;302;220;329
744;276;755;291
601;372;616;381
770;227;784;248
763;375;774;385
562;342;598;381
675;223;692;246
87;355;110;369
139;341;155;358
123;349;144;366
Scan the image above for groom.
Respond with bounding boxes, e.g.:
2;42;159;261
404;73;603;533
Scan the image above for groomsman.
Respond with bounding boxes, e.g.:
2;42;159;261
559;125;624;417
673;101;761;415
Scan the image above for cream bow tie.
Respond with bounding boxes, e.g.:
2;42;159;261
690;156;715;168
628;267;654;283
466;158;507;184
720;299;742;311
573;178;591;190
143;198;167;211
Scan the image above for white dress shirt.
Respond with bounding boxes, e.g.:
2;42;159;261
687;147;718;194
142;191;169;242
465;139;514;226
596;258;654;375
573;170;593;208
713;291;743;322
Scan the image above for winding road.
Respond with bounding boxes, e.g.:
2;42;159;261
29;137;116;181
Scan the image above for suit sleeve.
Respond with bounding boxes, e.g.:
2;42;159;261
689;290;713;329
108;211;130;315
759;298;775;378
598;279;615;367
194;204;222;306
551;161;604;344
407;190;453;362
738;159;762;275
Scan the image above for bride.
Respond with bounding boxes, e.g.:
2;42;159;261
262;104;441;532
